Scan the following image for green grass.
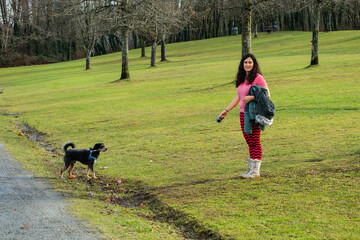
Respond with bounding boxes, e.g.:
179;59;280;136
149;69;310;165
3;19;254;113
1;31;360;239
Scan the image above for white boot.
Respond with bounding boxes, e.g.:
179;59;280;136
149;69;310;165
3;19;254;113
240;159;261;179
239;158;253;178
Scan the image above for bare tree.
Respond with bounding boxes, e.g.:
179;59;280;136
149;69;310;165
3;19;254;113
0;0;76;66
64;0;105;70
136;0;192;67
242;0;252;56
239;0;274;56
104;0;146;79
2;0;359;68
277;0;335;66
0;0;11;53
220;0;273;56
159;0;193;63
119;0;131;79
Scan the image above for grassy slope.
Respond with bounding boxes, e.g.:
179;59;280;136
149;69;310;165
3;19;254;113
0;31;359;239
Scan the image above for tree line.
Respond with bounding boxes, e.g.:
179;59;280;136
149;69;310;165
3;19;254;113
1;0;359;77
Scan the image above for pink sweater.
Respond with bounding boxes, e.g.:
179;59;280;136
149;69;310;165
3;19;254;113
237;74;268;113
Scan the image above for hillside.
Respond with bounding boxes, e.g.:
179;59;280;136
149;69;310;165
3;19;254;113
1;31;359;239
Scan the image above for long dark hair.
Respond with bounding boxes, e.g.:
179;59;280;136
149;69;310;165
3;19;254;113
235;53;262;87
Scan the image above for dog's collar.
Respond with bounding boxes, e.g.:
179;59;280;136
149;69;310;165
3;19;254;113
89;150;98;162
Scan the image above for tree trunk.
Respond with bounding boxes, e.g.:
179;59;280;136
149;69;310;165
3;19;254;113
242;1;252;56
69;42;72;61
301;8;306;31
291;13;295;30
151;38;157;67
120;27;130;79
161;35;166;62
86;50;91;70
278;15;283;31
323;8;331;31
307;6;312;31
0;0;9;52
254;23;258;38
331;2;338;31
310;0;320;66
141;37;146;57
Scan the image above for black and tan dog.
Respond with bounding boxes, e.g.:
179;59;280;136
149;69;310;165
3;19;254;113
60;142;107;179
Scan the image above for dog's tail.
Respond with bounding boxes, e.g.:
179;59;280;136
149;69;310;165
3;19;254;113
62;142;75;152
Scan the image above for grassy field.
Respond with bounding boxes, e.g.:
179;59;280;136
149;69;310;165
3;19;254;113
0;31;359;239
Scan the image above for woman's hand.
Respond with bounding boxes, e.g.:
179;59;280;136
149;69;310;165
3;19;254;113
243;95;255;103
219;109;228;118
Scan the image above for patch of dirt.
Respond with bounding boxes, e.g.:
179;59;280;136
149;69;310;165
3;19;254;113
16;121;57;154
92;177;230;240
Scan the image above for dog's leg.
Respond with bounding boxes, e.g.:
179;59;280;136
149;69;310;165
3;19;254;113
89;164;96;179
68;162;75;177
92;168;97;179
86;166;90;179
60;161;71;178
60;167;66;178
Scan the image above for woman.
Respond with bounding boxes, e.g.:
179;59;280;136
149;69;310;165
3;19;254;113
219;53;270;179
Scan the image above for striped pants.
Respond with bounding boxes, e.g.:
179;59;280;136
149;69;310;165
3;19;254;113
240;112;262;160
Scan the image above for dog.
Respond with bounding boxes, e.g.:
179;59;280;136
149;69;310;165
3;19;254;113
60;142;107;179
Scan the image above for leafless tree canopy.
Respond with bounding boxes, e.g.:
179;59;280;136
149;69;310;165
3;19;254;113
1;0;359;67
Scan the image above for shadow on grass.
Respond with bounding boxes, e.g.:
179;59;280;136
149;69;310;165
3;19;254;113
100;177;233;240
184;81;234;94
110;78;131;84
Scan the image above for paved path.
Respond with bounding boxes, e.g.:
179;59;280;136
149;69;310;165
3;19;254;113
0;143;100;240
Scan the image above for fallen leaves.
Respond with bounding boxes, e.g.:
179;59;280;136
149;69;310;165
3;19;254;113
105;195;120;204
137;213;151;218
20;225;30;229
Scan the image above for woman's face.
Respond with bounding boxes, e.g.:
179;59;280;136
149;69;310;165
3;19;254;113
243;57;254;73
